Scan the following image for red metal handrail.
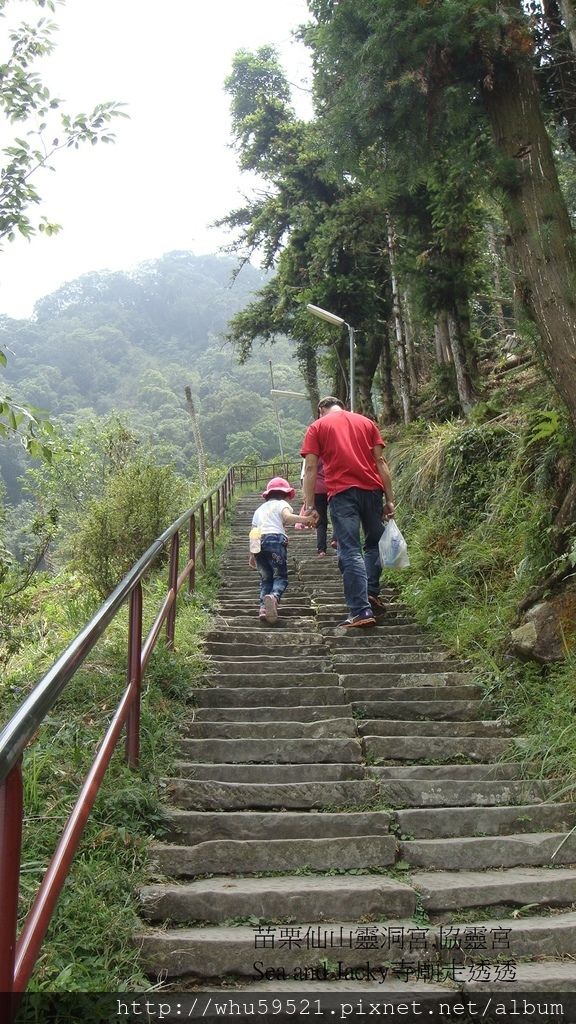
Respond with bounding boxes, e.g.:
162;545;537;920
0;459;301;996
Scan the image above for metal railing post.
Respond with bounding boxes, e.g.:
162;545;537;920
188;514;196;594
125;583;143;769
208;496;215;552
0;760;23;994
199;504;207;569
215;489;221;536
166;532;180;650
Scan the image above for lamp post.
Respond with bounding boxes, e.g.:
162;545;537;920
306;303;356;412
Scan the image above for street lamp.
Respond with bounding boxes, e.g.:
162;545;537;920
306;303;356;412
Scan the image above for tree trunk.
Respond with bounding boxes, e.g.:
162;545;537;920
403;291;420;392
481;17;576;427
184;386;207;490
355;333;382;419
386;217;413;423
434;312;452;364
542;0;576;157
486;222;508;337
297;337;320;419
558;0;576;56
447;309;477;416
379;322;399;424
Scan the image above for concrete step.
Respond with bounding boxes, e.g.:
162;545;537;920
191;704;353;722
171;736;362;764
205;631;326;645
139;873;417;925
180;718;357;740
150;834;397;877
359;719;511;738
193;686;346;708
413;866;576;912
171;762;365;783
364;735;513;762
376;780;552;808
394;803;576;839
162;778;378;811
401;831;576;870
163;809;393;844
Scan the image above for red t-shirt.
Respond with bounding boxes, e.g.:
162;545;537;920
301;410;385;497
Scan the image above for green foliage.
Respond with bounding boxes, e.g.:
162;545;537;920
390;405;576;783
71;460;187;596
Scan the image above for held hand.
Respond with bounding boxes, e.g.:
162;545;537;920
248;554;257;569
383;500;395;520
303;507;319;526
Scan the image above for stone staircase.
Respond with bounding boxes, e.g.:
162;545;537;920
136;494;576;994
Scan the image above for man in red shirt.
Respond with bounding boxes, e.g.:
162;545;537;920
301;397;395;627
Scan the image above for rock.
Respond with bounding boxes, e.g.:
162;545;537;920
510;596;576;663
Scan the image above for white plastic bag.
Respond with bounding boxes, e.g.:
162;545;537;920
378;519;410;569
249;527;262;554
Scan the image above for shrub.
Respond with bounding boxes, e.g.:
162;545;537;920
72;461;186;596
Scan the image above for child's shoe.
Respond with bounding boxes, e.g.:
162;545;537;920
263;594;279;623
258;607;267;621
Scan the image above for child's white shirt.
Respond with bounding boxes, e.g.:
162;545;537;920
252;499;292;538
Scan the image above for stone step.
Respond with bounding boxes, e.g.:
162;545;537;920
162;778;378;811
330;633;437;647
150;834;398;877
180;718;357;740
138;873;417;925
364;735;513;763
163;809;393;844
348;685;483;702
193;687;346;708
359;719;511;738
413;866;576;912
191;704;353;722
205;642;327;658
333;657;468;673
137;911;576;979
203;672;340;688
352;700;484;721
372;763;523;781
170;736;362;764
213;617;316;631
204;659;332;675
171;762;365;783
205;631;326;645
401;831;576;870
464;958;576;992
136;919;416;980
216;605;315;618
394;803;576;839
376;780;552;808
340;672;475;688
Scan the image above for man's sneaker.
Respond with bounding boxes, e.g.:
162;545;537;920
263;594;279;623
369;594;387;614
339;610;376;628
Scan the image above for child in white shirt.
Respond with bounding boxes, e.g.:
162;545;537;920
250;476;316;623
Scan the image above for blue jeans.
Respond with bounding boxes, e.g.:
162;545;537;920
329;488;385;617
255;534;289;605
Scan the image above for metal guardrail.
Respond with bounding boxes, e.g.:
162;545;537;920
0;467;243;994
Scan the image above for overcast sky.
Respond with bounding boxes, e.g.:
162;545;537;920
0;0;312;319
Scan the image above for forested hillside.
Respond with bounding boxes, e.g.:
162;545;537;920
0;250;312;507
